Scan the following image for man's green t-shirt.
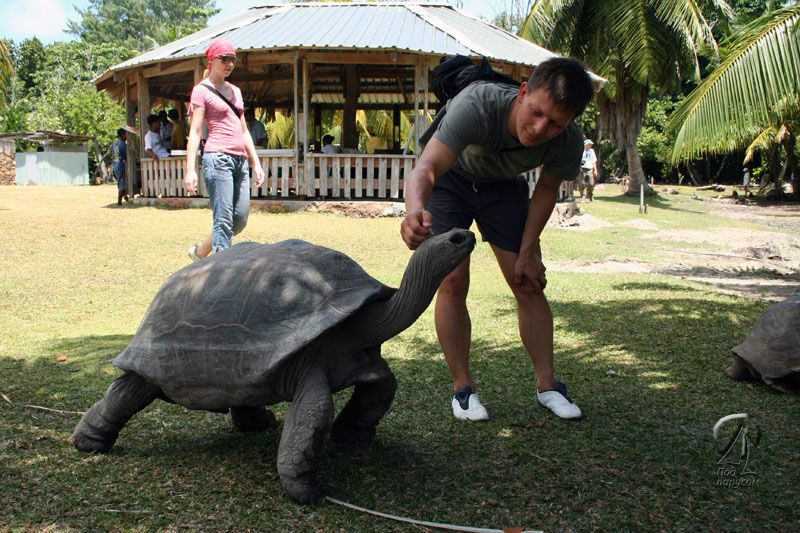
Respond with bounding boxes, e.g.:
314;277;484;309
426;81;584;183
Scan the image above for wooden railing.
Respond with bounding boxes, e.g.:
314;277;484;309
304;153;415;199
140;151;575;201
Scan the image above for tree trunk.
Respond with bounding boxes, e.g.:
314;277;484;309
779;127;800;197
624;140;653;195
683;162;704;186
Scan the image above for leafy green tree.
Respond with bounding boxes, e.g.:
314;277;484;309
667;3;800;194
16;38;45;96
66;0;219;54
520;0;731;195
14;41;126;147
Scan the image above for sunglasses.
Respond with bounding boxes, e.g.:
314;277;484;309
216;55;237;64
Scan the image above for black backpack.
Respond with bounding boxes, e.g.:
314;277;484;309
430;55;520;104
418;55;522;148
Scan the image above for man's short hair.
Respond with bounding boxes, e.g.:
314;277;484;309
528;57;594;118
117;128;126;138
245;108;255;118
167;108;179;120
146;114;160;126
322;134;334;144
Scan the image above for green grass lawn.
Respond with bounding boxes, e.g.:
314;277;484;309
1;184;797;532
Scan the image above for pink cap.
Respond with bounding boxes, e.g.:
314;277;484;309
205;39;236;62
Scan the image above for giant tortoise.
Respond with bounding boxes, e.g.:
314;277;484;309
73;229;475;503
726;295;800;394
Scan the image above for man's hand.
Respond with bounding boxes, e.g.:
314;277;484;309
185;168;198;194
513;250;547;295
400;209;433;250
253;165;265;187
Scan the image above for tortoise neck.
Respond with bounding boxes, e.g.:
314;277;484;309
347;256;438;348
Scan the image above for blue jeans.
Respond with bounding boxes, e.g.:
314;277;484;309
202;152;250;252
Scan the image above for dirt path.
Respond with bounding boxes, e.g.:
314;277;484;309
549;196;800;301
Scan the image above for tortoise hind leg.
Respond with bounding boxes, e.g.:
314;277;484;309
231;406;276;432
73;372;160;453
330;359;397;444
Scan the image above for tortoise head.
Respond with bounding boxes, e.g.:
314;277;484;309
348;229;475;347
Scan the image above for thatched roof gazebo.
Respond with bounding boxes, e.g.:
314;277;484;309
95;2;591;201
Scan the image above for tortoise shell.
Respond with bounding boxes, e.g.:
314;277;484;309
112;240;394;408
732;295;800;393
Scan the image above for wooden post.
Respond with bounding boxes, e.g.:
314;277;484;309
639;184;647;214
413;57;423;157
392;106;400;152
342;65;360;150
136;71;150;196
302;56;311;196
124;77;136;197
293;54;301;196
314;106;321;151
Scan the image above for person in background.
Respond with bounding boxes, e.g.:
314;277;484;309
158;110;172;150
244;109;267;148
321;134;337;154
145;114;170;160
169;108;187;150
579;139;598;201
112;128;129;205
742;167;751;196
184;39;264;261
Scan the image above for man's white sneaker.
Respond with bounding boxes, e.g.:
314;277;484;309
188;245;201;262
452;386;489;421
537;382;582;420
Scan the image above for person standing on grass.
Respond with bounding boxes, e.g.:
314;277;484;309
112;128;129;205
579;139;598;201
184;39;264;261
400;57;594;421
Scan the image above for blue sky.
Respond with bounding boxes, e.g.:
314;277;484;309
0;0;501;45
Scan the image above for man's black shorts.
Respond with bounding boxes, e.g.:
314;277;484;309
428;170;530;253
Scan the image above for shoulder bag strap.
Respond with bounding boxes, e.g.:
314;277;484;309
202;82;242;118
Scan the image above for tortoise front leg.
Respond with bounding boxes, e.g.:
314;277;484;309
330;360;396;444
73;372;160;452
276;370;333;504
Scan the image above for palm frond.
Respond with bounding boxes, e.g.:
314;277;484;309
668;4;800;161
0;40;14;111
743;125;777;164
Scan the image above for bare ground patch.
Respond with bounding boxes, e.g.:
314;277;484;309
550;200;800;301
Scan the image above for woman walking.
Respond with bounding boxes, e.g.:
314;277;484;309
185;39;264;260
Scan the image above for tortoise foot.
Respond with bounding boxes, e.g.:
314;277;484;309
231;406;277;432
73;418;117;453
282;475;324;505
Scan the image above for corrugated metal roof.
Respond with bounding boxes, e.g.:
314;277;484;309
107;2;559;72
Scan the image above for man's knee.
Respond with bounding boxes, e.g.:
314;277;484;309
438;262;470;300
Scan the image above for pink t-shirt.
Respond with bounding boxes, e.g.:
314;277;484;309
189;82;247;157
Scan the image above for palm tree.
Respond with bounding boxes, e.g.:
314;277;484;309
520;0;731;195
667;3;800;195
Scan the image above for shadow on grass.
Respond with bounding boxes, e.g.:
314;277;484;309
2;294;798;531
646;265;800;301
598;190;710;215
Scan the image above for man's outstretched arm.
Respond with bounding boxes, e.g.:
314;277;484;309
401;137;458;250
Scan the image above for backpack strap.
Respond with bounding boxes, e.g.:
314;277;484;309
202;82;243;118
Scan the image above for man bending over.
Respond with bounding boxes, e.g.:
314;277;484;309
401;57;594;421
